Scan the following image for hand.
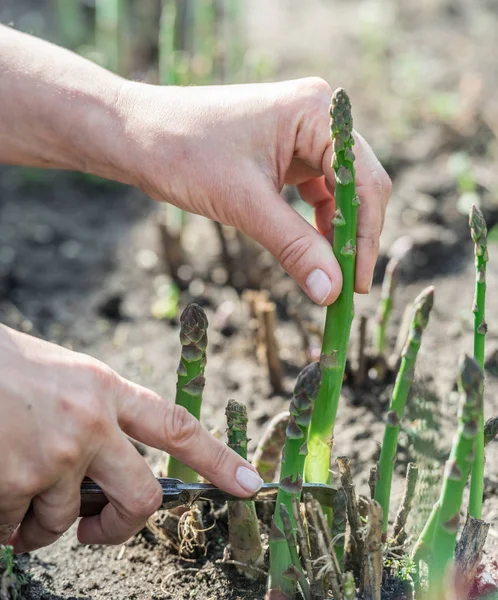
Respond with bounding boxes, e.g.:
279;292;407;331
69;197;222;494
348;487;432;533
120;77;391;305
0;325;263;554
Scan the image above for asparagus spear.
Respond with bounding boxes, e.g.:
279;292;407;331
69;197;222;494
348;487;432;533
268;363;322;598
226;400;263;570
430;355;483;587
484;416;498;446
374;257;401;357
374;286;434;532
469;204;488;519
167;303;208;482
305;88;358;485
252;411;290;482
95;0;126;74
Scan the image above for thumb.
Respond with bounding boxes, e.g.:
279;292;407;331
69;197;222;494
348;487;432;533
117;380;264;497
241;189;342;306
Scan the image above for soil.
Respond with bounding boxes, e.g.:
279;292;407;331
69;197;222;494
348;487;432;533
2;1;498;599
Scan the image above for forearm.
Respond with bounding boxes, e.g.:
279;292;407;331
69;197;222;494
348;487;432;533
0;24;134;183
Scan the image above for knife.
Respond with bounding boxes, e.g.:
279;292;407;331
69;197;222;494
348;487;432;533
79;477;337;517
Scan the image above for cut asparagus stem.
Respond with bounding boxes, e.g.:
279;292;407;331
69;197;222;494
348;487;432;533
430;355;484;588
258;301;284;395
226;400;263;572
332;487;347;564
368;465;378;500
291;498;321;599
306;88;358;484
374;257;401;357
392;463;418;546
252;411;290;482
337;456;364;580
374;286;434;532
484;416;498;446
469;204;488;520
455;514;490;594
279;504;312;600
360;501;383;600
268;364;321;598
167;304;208;482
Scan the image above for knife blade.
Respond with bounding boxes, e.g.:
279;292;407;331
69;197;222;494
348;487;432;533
79;477;337;517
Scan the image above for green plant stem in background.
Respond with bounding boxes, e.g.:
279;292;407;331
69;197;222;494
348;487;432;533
56;0;86;49
411;502;439;564
374;257;400;356
268;363;321;598
167;303;208;482
374;286;434;532
484;416;498;446
252;411;290;482
226;400;263;569
469;204;488;520
305;88;358;485
95;0;126;74
430;355;483;587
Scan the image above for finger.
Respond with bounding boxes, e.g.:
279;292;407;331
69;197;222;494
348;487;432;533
9;477;81;554
236;184;342;306
297;176;335;242
117;381;264;498
78;435;162;545
0;501;30;547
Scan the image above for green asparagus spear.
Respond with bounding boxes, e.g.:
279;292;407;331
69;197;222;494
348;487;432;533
430;355;483;586
469;205;488;519
268;363;322;598
305;88;358;485
167;303;208;482
252;411;290;482
374;286;434;532
95;0;126;74
226;400;263;569
374;257;401;356
279;504;311;600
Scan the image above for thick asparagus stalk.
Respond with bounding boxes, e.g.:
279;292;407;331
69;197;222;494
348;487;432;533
374;257;401;356
268;363;322;598
374;286;434;532
226;400;263;570
469;204;488;519
252;411;290;482
306;88;358;485
167;303;208;482
429;355;483;586
279;504;311;600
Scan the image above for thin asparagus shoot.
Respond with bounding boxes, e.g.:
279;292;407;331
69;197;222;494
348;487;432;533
306;88;358;485
484;416;498;446
226;400;263;570
430;355;483;587
374;257;401;356
469;204;488;519
279;504;312;600
167;303;208;482
268;363;322;598
374;286;434;532
95;0;126;74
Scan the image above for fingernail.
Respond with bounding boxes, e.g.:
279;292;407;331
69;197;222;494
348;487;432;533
236;466;263;494
305;269;332;305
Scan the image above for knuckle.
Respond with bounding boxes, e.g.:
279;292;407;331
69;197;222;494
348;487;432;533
127;484;163;521
44;519;74;537
49;439;81;469
164;404;199;452
278;236;313;274
210;443;231;477
302;76;331;97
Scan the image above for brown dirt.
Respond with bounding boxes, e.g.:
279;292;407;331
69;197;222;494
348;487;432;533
1;0;498;598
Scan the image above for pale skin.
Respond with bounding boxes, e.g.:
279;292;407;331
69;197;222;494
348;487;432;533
0;25;391;554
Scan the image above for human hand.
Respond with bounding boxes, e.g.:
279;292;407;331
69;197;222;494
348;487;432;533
119;78;391;305
0;325;263;554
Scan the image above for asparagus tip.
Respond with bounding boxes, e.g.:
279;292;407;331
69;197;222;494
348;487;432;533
469;204;487;246
413;285;435;327
293;362;322;404
458;354;484;403
180;302;208;345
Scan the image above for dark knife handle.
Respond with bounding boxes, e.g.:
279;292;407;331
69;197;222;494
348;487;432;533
79;478;185;517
